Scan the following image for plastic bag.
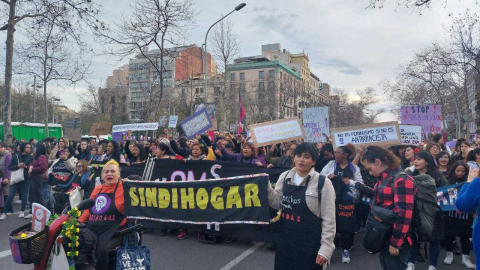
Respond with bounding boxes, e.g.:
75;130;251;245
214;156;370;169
116;231;150;270
69;188;84;209
46;241;69;270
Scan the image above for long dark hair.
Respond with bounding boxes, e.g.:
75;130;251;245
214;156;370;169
466;148;480;162
133;143;147;162
107;141;122;163
435;151;451;168
413;151;443;182
361;145;400;168
35;143;47;160
446;161;469;184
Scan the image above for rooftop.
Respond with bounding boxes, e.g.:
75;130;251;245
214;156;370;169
227;59;302;80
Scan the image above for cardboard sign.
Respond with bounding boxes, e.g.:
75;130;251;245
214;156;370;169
250;118;305;147
64;128;82;141
159;116;168;127
399;125;422;146
180;109;213;139
332;122;402;148
168;116;178;128
89;122;112;136
401;105;442;133
303;107;329;143
31;203;51;232
112;123;158;133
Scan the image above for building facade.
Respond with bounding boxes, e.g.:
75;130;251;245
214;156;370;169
98;65;130;123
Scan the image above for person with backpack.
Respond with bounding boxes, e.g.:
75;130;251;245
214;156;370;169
358;146;415;270
268;142;336;270
320;145;363;264
456;167;480;270
444;161;475;269
405;151;449;270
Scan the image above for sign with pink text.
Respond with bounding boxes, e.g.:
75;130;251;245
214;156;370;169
401;105;442;133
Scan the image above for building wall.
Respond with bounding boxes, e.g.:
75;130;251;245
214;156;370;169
98;85;129;122
106;64;129;88
175;47;214;81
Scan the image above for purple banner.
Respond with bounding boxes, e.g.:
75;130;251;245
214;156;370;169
180;108;213;140
401;105;442;134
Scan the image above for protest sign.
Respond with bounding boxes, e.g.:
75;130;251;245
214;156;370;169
124;175;270;225
249;118;305;147
112;123;159;133
399;125;422;145
332;122;401;148
168;116;178;128
64;128;82;141
229;124;238;133
89;122;112;136
436;182;465;211
159;116;168;127
401;105;442;133
302;107;329;143
180;109;213;140
195;103;216;119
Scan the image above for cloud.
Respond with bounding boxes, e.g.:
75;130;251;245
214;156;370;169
317;58;362;76
252;12;304;37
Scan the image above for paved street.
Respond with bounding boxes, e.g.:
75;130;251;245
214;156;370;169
0;201;475;270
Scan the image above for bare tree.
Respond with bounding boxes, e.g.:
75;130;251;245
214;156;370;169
78;85;109;134
367;0;450;9
0;0;101;142
96;0;197;122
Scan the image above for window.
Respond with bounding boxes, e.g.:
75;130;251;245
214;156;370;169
258;82;265;90
101;97;105;104
269;70;275;78
230;73;236;81
259;71;265;79
240;72;245;80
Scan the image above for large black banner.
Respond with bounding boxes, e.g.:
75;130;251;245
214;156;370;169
124;175;271;225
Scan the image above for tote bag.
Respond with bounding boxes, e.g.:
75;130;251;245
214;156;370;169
10;155;25;185
69;187;84;209
116;230;150;270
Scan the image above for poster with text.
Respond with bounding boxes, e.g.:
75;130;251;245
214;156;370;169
332;122;401;148
89;122;112;136
159;116;168;127
399;125;422;146
401;105;442;133
180;109;213;139
168;116;179;128
303;107;329;143
250;118;305;147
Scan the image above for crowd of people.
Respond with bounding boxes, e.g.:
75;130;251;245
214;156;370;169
2;129;480;270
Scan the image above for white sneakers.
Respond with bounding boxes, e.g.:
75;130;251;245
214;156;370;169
18;211;24;218
427;266;436;270
24;214;32;219
0;213;5;220
341;250;350;263
407;262;415;270
444;252;454;264
462;255;476;269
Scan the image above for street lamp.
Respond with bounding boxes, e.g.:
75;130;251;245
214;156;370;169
31;75;43;123
52;97;60;123
203;3;246;103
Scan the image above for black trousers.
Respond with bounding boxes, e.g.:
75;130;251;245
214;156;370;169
95;234;123;270
379;242;410;270
445;216;473;255
28;176;44;214
340;231;355;250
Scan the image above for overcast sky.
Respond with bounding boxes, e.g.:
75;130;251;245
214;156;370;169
0;0;474;121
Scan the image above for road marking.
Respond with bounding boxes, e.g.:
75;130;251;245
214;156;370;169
219;242;264;270
0;250;12;259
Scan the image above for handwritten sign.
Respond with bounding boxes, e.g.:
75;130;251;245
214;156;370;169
401;105;442;133
250;118;305;147
303;107;329;143
159;116;168;127
180;109;213;140
64;128;82;141
89;122;112;136
168;116;178;128
112;123;159;133
399;125;422;145
332;122;401;148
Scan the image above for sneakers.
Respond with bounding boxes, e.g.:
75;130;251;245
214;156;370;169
428;266;436;270
342;250;350;263
407;262;415;270
24;214;32;219
0;213;5;220
462;255;476;269
444;252;453;265
18;211;24;218
6;212;12;216
177;231;188;240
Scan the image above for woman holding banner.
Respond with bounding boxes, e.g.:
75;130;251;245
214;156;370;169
320;145;363;264
268;142;336;270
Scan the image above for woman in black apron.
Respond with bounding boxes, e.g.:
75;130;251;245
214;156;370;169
78;160;126;270
268;143;336;270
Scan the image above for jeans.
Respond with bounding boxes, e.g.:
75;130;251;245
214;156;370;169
42;182;51;210
379;242;410;270
28;176;44;214
408;239;441;267
4;180;30;213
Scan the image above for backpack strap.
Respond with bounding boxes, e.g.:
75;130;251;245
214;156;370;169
389;171;408;190
318;174;326;203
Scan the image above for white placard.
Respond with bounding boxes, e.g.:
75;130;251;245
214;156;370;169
332;122;402;148
303;107;329;143
399;125;422;146
250;118;305;147
168;116;178;128
112;123;159;133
